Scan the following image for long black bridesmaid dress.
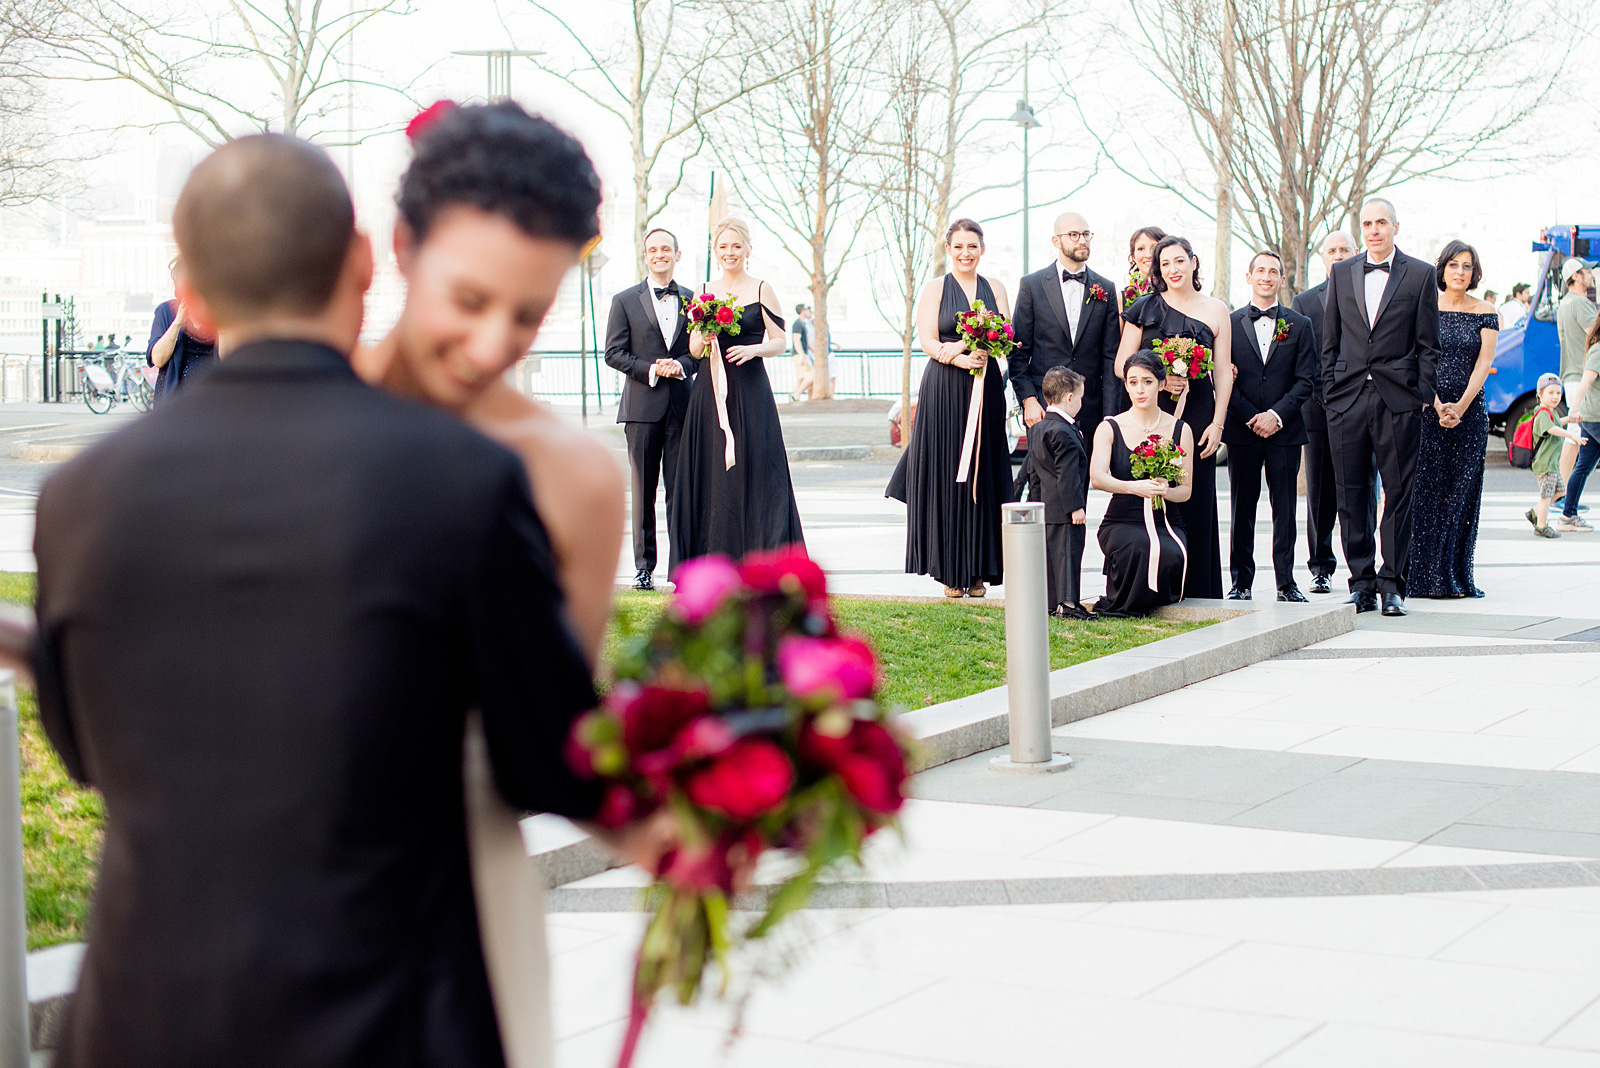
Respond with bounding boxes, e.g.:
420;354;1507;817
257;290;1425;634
886;273;1014;590
1122;293;1223;599
1409;309;1496;597
668;288;804;574
1093;419;1189;616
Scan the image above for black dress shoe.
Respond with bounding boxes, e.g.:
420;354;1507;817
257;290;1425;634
1310;573;1331;595
633;569;655;591
1347;591;1378;613
1226;586;1252;600
1381;592;1406;616
1053;603;1096;621
1277;585;1309;602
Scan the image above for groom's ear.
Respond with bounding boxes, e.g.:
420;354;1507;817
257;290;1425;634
348;228;375;295
393;221;417;275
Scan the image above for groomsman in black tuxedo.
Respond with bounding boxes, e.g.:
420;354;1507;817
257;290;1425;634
1225;251;1317;602
1010;211;1121;444
1028;366;1092;618
604;228;698;590
1291;230;1358;595
1321;197;1440;616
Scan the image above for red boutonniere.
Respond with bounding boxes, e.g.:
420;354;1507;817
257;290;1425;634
1089;283;1109;302
1273;317;1290;342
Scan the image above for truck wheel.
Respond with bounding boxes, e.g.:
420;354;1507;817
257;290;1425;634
1501;392;1537;443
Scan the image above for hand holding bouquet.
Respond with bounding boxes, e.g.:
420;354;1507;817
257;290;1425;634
953;300;1016;375
683;291;745;342
1150;336;1215;399
1129;433;1185;510
567;546;914;1068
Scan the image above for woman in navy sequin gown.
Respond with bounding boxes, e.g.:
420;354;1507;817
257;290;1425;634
1410;240;1498;598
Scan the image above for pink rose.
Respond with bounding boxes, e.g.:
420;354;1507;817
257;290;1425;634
778;634;877;701
670;554;743;623
1003;323;1014;338
684;738;794;819
738;545;827;605
700;292;715;302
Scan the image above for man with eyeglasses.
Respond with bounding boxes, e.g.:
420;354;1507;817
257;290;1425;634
1010;211;1121;445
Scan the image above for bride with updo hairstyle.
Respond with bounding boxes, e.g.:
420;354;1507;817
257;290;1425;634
668;215;804;572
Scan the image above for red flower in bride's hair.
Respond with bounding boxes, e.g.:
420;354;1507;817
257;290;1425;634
406;100;456;141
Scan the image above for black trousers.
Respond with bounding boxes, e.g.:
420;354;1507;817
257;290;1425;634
1228;439;1301;591
1046;521;1086;610
624;416;683;573
1302;395;1339;577
1327;384;1420;596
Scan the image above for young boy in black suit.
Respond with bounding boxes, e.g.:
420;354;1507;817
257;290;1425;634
1028;366;1092;618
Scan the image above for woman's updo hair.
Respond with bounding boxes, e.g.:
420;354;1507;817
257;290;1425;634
398;101;601;248
1125;349;1165;381
1128;225;1167;268
946;218;985;246
1149;235;1201;293
712;216;753;251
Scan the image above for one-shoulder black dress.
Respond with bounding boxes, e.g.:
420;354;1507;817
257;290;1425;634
886;274;1014;589
1122;293;1223;599
669;293;804;573
1093;419;1190;616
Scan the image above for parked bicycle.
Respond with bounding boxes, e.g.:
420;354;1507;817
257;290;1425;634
76;347;154;414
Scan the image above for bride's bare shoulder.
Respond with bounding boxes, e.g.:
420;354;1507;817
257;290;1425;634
473;385;624;511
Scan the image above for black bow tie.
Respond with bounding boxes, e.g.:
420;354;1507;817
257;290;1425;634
1363;260;1391;274
1061;269;1087;284
1246;304;1277;321
653;283;680;300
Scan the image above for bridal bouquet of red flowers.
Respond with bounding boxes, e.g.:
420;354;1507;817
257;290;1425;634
1129;433;1185;510
1150;336;1215;399
683;291;744;341
567;546;913;1068
953;299;1016;376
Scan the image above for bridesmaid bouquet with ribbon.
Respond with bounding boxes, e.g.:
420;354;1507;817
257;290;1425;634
1129;434;1185;510
953;300;1016;376
682;291;745;340
567;546;914;1068
1150;336;1215;399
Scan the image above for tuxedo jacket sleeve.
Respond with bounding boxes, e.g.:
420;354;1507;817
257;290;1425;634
1278;317;1318;425
1010;273;1040;406
1060;426;1089;514
1101;288;1122;419
604;288;654;386
1228;313;1263;424
1320;268;1344;401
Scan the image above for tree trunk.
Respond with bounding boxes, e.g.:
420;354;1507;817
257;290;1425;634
1212;0;1236;302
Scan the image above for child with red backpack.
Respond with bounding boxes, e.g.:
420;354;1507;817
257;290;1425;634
1525;373;1586;538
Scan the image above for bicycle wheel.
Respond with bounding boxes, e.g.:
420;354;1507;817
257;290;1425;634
83;386;113;415
129;377;154;412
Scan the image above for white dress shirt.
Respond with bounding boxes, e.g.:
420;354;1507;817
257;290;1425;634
1363;250;1394;328
646;279;679;386
1252;310;1275;363
1046;404;1078;424
1058;265;1085;341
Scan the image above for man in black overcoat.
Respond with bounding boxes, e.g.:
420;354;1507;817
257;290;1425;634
31;134;649;1068
1225;251;1317;602
604;227;697;589
1320;197;1440;615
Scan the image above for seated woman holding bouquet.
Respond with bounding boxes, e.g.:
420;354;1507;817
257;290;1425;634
1092;350;1195;617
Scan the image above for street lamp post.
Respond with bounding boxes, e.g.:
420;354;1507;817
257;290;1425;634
451;49;545;102
1008;56;1042;271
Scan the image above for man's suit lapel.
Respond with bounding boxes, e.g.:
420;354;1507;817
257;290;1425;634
636;282;660;353
1264;307;1283;365
1348;258;1370;332
1040;267;1071;340
1233;312;1262;373
1370;253;1406;330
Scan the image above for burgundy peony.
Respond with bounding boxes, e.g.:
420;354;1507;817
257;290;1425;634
670;553;743;623
800;717;908;814
595;782;650;829
739;545;827;605
608;681;712;759
715;305;736;325
689;305;706;322
777;634;877;701
684;738;794;819
659;828;764;892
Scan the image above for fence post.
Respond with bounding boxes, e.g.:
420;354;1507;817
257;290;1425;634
990;505;1072;774
0;670;28;1066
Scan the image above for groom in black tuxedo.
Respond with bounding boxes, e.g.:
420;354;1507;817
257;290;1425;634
605;227;697;589
1224;251;1316;602
1321;197;1440;615
31;133;628;1068
1010;211;1121;445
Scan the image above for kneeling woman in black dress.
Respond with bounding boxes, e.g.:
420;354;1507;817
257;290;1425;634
1092;350;1196;616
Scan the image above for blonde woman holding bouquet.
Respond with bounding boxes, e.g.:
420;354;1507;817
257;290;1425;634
1092;350;1195;615
668;217;803;573
886;218;1015;598
1114;234;1233;598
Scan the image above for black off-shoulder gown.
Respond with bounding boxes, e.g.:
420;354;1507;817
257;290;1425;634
669;298;804;573
1122;293;1224;599
1094;419;1189;616
886;274;1014;588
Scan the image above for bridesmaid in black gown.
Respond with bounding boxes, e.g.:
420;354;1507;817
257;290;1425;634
1114;235;1234;600
886;219;1014;597
1411;240;1498;597
1092;351;1196;615
669;217;803;574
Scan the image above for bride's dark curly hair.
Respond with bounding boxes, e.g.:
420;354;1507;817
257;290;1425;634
1149;235;1201;293
398;101;602;248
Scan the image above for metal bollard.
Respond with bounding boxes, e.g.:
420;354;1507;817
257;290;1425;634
0;671;26;1067
991;504;1072;774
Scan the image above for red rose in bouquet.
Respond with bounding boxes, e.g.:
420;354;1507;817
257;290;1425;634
570;546;914;1068
683;292;745;342
1150;336;1215;400
1128;432;1185;510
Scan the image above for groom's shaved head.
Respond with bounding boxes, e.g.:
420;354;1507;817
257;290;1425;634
174;134;355;324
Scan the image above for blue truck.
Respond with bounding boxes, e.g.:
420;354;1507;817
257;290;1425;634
1485;223;1598;437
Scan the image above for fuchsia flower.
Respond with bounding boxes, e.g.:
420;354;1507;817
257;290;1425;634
670;554;743;623
778;635;877;701
739;545;827;605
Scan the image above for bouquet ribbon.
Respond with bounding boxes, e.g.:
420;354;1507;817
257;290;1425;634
954;358;986;498
1143;495;1189;597
708;336;737;470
